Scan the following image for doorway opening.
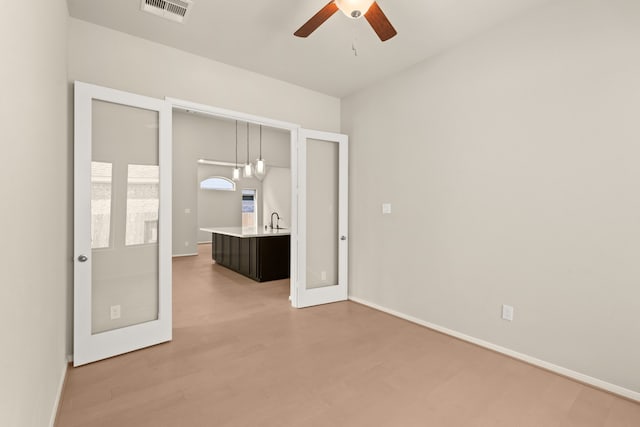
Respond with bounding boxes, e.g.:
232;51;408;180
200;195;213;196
169;97;349;308
242;189;257;228
170;100;298;303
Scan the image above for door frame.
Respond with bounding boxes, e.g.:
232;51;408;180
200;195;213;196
74;81;173;366
166;98;349;309
166;98;303;305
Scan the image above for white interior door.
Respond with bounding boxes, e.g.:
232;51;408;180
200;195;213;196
295;129;348;308
74;81;172;366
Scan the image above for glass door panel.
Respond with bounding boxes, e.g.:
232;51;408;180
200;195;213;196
90;100;159;335
306;139;339;289
90;161;113;249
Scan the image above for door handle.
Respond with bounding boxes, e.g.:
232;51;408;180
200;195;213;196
340;236;347;241
77;255;88;262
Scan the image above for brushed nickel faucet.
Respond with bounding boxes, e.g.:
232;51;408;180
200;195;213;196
269;211;280;229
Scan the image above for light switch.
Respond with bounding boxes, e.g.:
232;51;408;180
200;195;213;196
110;305;121;320
382;203;392;214
502;304;514;321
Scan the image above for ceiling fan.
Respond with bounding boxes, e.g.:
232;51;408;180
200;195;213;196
294;0;397;42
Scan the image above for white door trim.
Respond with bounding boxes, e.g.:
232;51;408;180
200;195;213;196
296;129;349;308
73;81;172;366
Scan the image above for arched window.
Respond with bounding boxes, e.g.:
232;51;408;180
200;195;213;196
200;176;236;191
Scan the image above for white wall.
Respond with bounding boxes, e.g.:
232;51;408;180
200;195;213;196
342;0;640;394
0;0;70;425
67;18;340;132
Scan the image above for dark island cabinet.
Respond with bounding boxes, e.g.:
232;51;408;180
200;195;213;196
239;238;251;277
211;233;290;282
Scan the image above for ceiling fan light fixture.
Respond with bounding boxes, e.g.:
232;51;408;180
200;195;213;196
293;0;396;41
335;0;374;19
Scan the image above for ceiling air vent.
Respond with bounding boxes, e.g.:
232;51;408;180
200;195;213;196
140;0;193;23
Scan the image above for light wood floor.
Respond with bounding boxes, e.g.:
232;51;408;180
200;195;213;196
56;244;640;426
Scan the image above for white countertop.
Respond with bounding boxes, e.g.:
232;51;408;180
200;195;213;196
200;226;291;238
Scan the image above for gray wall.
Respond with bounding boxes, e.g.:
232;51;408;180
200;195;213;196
342;0;640;394
173;111;290;255
67;18;340;132
262;167;292;229
0;0;70;425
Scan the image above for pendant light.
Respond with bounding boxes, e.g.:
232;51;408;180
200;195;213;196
255;124;266;178
232;121;240;181
243;122;252;178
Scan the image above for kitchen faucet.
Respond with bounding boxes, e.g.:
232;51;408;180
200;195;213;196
269;212;280;229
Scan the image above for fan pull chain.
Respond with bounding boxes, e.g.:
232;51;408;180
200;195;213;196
351;27;359;57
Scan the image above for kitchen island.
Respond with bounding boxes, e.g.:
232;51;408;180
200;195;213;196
200;227;290;282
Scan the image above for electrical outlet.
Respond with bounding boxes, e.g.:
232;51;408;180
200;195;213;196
382;203;392;214
185;241;189;247
184;208;191;214
110;305;121;320
502;304;514;321
321;271;327;281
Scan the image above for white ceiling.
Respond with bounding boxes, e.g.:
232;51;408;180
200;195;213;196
67;0;556;97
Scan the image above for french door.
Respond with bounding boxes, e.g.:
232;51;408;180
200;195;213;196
73;82;172;366
294;129;349;308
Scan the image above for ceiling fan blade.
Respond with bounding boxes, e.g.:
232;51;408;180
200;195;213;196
364;2;397;41
294;1;339;38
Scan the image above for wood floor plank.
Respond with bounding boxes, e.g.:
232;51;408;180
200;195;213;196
56;244;640;426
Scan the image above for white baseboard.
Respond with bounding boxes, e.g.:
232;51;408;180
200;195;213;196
49;359;68;427
172;252;198;258
348;296;640;403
